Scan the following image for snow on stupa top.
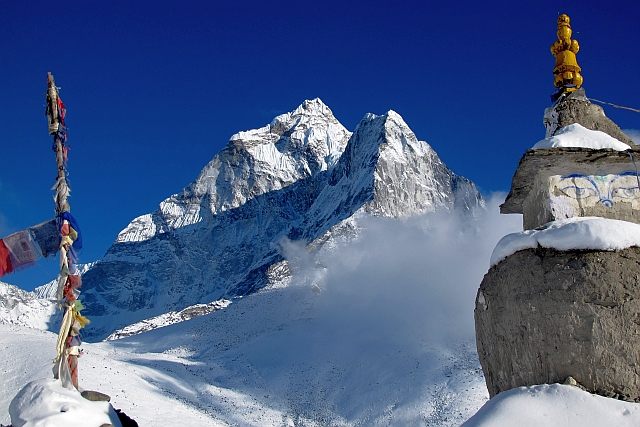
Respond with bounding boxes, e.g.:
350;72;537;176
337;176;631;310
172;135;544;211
532;123;630;151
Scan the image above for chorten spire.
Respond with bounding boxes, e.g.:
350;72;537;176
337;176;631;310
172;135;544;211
551;14;583;91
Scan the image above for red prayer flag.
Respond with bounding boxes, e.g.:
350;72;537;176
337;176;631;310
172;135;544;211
0;240;13;277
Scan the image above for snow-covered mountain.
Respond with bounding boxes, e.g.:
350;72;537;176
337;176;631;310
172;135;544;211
0;281;59;330
80;99;483;340
2;194;522;426
31;262;95;300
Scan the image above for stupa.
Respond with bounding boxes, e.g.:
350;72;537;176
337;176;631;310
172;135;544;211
475;14;640;401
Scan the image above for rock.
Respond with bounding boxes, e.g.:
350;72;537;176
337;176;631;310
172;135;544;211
81;390;111;402
544;88;634;147
563;376;588;392
475;246;640;400
115;409;139;427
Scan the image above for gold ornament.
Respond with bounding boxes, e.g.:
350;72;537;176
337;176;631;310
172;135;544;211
551;14;583;91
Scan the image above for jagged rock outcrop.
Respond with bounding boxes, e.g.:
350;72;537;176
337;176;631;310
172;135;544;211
544;88;634;146
475;246;640;400
80;99;483;340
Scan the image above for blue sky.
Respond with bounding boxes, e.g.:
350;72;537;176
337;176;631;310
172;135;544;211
1;0;638;290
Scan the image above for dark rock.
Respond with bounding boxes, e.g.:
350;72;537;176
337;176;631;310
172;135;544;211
116;409;139;427
475;246;640;399
544;88;634;146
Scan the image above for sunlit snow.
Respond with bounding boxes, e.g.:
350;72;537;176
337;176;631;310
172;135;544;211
9;378;123;427
532;123;631;151
462;384;640;427
3;197;639;426
490;216;640;266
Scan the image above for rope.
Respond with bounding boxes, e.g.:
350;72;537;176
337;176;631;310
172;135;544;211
588;98;640;114
628;152;640;192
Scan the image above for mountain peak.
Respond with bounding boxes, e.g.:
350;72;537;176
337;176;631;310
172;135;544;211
230;98;338;144
83;101;483;339
288;98;333;119
117;99;351;242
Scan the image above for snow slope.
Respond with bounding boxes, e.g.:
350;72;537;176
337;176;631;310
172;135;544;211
1;196;517;427
0;324;221;427
7;324;638;427
3;197;638;426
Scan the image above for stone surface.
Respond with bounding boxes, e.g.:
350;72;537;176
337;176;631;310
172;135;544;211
81;390;111;402
475;246;640;400
544;88;634;147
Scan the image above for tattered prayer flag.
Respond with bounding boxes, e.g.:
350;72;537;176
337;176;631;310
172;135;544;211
67;274;81;289
0;240;11;277
0;217;65;277
29;218;60;258
2;230;42;275
61;212;82;251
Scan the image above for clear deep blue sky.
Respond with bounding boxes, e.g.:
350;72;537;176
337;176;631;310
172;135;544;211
1;1;638;290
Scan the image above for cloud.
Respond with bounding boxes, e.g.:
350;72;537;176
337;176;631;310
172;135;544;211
283;194;523;348
623;129;640;145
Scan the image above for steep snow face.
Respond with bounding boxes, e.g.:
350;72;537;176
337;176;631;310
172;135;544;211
296;110;484;240
80;101;483;340
117;98;351;243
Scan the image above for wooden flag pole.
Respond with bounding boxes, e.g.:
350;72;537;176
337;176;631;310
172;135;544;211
46;72;86;390
46;72;70;214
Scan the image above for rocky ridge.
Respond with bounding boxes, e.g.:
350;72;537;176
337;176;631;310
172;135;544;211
105;298;231;340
